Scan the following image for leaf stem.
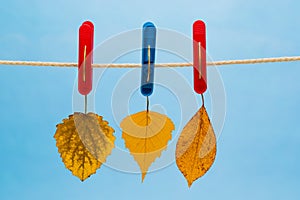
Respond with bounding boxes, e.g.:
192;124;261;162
146;96;149;112
85;95;87;114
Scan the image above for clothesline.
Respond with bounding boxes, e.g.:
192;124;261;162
0;56;299;68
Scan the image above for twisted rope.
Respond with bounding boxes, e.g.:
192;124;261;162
0;56;299;68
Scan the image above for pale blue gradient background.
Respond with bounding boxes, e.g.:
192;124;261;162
0;0;300;199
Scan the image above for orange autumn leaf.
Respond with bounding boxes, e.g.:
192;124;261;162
121;111;175;181
54;112;115;181
176;106;216;187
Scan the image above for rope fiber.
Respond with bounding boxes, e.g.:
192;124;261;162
0;56;299;68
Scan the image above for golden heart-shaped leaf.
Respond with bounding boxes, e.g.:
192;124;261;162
121;111;175;181
176;106;216;187
54;112;115;181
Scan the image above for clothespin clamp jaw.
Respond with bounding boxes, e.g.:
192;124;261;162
78;21;94;96
141;22;156;97
193;20;207;94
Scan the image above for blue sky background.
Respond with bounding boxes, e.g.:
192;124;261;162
1;0;300;199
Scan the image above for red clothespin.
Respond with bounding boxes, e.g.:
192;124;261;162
193;20;207;94
78;21;94;95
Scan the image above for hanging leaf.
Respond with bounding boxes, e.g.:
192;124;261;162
176;106;216;187
121;111;175;181
54;112;115;181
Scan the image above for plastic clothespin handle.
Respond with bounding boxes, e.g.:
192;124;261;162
140;22;156;96
78;21;94;95
193;20;207;94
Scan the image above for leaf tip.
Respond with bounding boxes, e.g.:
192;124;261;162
187;180;193;188
141;172;147;183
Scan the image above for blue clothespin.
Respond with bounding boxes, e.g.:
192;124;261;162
141;22;156;97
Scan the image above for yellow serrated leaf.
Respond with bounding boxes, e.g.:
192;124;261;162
176;106;216;187
54;112;115;181
120;111;175;181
